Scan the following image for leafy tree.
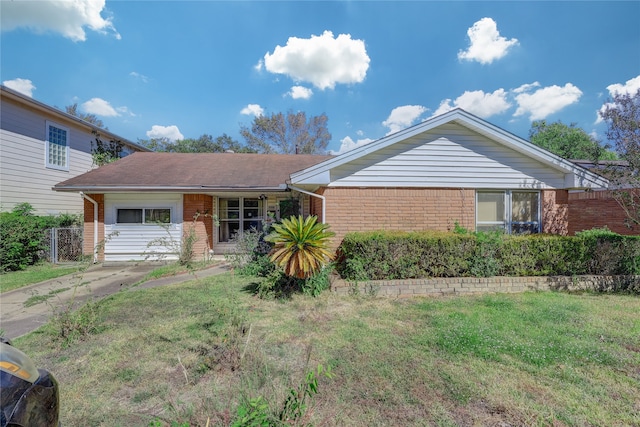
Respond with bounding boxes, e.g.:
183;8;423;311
529;120;617;160
138;134;254;153
265;215;335;279
600;88;640;228
91;130;125;166
240;111;331;154
65;103;105;129
137;137;172;152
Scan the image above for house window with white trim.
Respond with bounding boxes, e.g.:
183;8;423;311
218;197;265;243
46;121;69;170
117;208;171;224
476;191;540;234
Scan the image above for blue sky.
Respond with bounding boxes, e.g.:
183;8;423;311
2;1;639;154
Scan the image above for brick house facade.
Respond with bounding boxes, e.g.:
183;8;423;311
57;109;612;262
568;190;637;235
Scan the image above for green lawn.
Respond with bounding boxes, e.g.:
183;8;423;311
15;273;640;427
0;263;85;293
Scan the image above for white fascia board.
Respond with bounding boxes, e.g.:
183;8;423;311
564;171;609;190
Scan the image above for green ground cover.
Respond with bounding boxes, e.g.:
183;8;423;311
13;272;640;426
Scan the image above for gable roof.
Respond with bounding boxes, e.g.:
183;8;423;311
1;85;148;153
291;108;609;190
53;152;334;192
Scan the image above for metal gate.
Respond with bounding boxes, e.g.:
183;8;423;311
45;227;83;264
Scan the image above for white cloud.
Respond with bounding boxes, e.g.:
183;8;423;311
129;71;149;83
331;136;375;155
512;81;540;94
81;98;120;117
458;17;518;64
0;0;120;42
606;75;640;96
2;78;36;97
432;89;511;118
240;104;264;117
146;125;184;142
595;74;640;123
514;82;582;121
289;86;313;100
382;105;428;135
263;30;370;90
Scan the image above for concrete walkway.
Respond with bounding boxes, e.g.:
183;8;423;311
0;262;230;339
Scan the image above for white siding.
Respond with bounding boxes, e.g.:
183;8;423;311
328;123;566;189
104;194;183;261
0;128;94;214
104;223;182;262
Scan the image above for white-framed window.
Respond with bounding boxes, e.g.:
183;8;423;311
116;208;172;224
476;191;540;234
218;197;265;243
45;121;69;171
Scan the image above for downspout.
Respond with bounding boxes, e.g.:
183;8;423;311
287;185;326;223
80;192;99;263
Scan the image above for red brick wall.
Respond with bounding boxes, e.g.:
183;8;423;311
568;190;638;235
320;187;476;247
542;189;568;235
83;194;105;261
183;194;214;258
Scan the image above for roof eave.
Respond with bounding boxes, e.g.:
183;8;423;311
52;184;290;193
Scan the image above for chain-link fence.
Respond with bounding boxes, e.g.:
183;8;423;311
44;227;84;263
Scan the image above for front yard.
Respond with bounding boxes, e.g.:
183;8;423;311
12;272;640;426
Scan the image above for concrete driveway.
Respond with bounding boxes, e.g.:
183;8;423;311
0;262;230;339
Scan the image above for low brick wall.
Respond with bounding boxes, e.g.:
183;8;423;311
331;275;639;297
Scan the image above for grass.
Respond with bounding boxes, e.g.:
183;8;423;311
13;273;640;427
0;263;85;293
141;260;223;281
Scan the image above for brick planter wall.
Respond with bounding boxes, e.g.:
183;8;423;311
331;276;639;297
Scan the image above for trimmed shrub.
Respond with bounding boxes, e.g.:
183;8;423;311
336;228;640;281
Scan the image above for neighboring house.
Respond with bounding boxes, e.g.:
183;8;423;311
53;109;609;262
0;85;148;215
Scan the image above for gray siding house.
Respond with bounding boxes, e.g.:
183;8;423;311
1;85;148;215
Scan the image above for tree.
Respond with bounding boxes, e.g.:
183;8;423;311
529;120;617;160
599;88;640;228
91;130;124;166
240;111;331;154
65;103;105;129
138;134;255;153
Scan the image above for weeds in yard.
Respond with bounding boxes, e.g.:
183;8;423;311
232;364;333;427
50;298;102;346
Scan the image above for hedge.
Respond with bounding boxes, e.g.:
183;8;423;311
0;203;81;272
335;228;640;281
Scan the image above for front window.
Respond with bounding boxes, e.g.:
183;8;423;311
46;121;69;170
117;208;171;224
476;191;540;234
218;197;264;243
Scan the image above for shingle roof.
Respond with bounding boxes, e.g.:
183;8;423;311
53;152;334;192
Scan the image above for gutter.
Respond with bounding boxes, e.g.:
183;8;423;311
80;192;99;263
287;185;326;223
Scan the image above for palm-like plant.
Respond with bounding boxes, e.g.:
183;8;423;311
265;215;335;279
